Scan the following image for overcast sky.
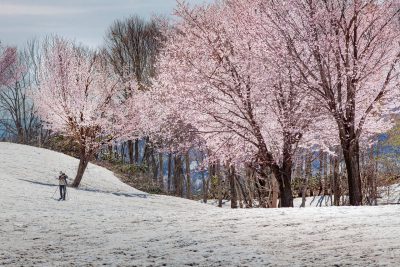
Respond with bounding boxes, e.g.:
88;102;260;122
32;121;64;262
0;0;212;48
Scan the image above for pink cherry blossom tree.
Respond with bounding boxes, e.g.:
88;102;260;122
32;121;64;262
152;1;323;207
266;0;400;205
0;46;18;87
33;38;124;187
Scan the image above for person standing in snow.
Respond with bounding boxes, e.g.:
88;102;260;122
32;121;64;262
58;171;68;201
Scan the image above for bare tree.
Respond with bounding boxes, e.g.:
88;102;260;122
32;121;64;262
104;15;162;165
0;39;48;145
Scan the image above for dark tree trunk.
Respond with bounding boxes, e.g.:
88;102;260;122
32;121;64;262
323;153;328;195
333;154;341;206
134;139;139;163
185;151;191;199
273;138;294;208
255;174;268;208
216;161;223;208
318;150;324;196
158;152;163;186
208;162;216;198
342;140;362;206
16;121;24;143
275;167;293;208
128;140;134;164
173;155;179;195
236;179;243;208
167;153;172;192
108;144;113;160
151;150;158;179
270;178;279;208
143;144;148;165
120;143;125;163
72;148;91;188
174;155;184;197
228;164;238;209
142;137;151;165
179;157;184;197
202;170;208;203
236;175;249;207
301;153;312;208
368;146;377;205
245;166;253;208
329;155;334;205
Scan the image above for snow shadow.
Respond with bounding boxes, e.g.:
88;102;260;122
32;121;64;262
73;186;148;198
111;192;148;198
18;178;148;199
18;179;58;187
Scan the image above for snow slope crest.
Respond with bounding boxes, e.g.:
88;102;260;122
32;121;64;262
0;142;144;194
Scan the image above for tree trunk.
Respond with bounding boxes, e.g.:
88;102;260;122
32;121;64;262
236;178;243;208
174;155;184;197
318;150;323;196
271;177;279;208
370;147;377;206
159;152;163;186
142;137;151;165
167;153;172;192
202;170;208;203
255;174;268;208
179;157;184;198
301;153;311;208
273;161;293;208
236;176;249;208
342;140;362;206
323;153;328;195
208;162;216;200
277;171;293;207
16;122;24;144
72;148;90;188
128;140;134;164
216;161;223;208
366;146;377;205
245;166;253;208
108;144;113;160
228;164;238;209
173;155;179;195
273;140;294;207
151;150;158;179
333;154;341;206
120;143;125;163
329;155;334;205
134;139;139;163
185;151;191;199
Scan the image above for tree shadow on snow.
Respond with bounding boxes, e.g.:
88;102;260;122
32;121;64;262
18;179;58;187
18;178;148;199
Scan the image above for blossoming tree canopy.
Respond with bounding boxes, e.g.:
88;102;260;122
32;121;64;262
153;1;324;207
266;0;400;205
33;38;123;187
0;46;18;87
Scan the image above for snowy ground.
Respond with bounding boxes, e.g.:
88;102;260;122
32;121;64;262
1;142;400;266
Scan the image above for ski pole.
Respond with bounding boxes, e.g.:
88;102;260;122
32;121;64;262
51;186;58;199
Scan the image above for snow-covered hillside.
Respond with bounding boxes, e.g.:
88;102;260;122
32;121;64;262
1;143;400;266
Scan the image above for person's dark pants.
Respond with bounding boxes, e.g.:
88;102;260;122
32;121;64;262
59;185;66;200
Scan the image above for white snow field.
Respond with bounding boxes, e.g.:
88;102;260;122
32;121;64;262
1;143;400;266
